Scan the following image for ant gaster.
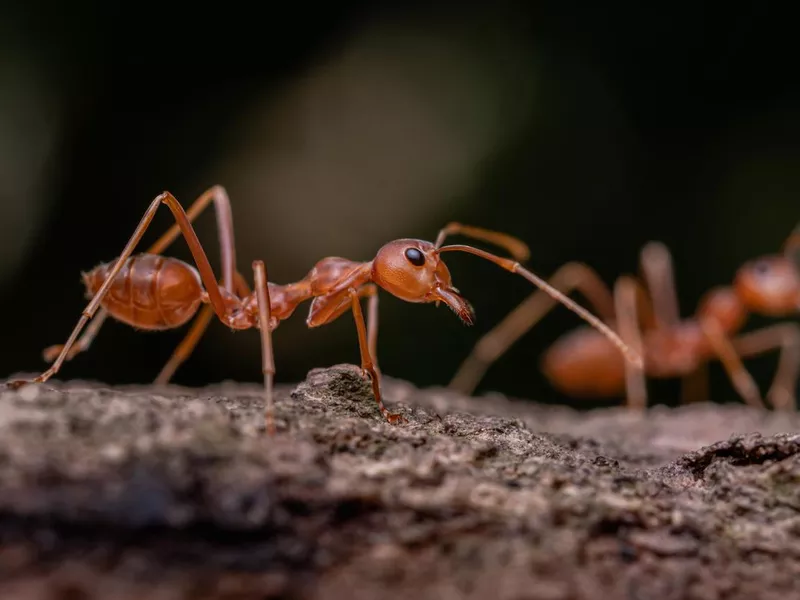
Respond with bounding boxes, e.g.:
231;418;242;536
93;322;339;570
7;186;642;432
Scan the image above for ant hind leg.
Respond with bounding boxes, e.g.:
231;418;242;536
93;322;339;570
9;191;237;389
38;186;240;374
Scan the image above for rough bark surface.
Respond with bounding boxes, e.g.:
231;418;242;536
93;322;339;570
1;365;799;599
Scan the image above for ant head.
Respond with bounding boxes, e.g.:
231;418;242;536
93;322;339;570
734;255;800;316
371;239;475;325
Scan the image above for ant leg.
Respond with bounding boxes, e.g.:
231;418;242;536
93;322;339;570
154;271;253;385
639;242;681;329
449;262;616;395
148;187;240;380
307;284;381;373
348;287;405;424
253;260;277;433
640;241;709;406
680;364;710;405
367;289;379;373
42;308;109;363
9;192;236;389
733;323;800;410
8;196;164;388
154;304;215;385
434;222;530;261
149;185;238;292
439;244;642;369
699;318;765;409
614;275;647;410
307;285;378;325
40;186;239;369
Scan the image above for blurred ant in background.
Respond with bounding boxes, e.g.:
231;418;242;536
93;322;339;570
450;225;800;411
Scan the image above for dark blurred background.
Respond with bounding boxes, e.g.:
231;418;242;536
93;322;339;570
1;1;798;407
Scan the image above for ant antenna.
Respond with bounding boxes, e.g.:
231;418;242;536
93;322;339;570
439;244;644;368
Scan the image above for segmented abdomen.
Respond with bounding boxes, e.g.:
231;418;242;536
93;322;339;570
83;253;203;330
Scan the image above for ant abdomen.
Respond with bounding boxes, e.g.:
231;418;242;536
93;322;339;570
540;326;626;397
83;253;204;331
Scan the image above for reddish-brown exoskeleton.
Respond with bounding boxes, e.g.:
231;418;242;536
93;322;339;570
450;233;800;410
6;186;642;432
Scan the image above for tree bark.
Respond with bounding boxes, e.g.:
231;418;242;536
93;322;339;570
1;365;798;599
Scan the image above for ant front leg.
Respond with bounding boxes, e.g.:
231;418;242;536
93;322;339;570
347;288;404;424
306;282;379;353
306;284;403;423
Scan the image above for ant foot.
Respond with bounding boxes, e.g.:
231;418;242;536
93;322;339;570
384;412;407;425
6;379;34;390
359;366;383;381
767;388;796;411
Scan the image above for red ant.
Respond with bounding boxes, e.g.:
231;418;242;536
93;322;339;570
6;186;641;432
449;232;800;410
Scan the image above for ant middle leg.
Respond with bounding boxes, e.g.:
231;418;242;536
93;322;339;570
252;260;277;433
154;270;253;385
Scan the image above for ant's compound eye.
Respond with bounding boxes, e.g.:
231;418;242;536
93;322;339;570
404;247;426;267
753;260;771;275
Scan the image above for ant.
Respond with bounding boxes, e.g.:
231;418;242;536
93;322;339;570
449;231;800;411
6;186;642;432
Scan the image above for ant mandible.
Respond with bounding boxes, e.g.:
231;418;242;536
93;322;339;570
449;230;800;411
6;186;642;432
